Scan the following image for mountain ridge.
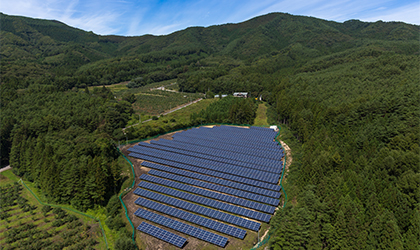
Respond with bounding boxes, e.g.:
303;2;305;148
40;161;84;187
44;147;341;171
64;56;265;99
1;12;418;86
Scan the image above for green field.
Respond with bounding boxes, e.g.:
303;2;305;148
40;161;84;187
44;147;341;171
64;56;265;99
125;98;218;140
91;80;204;116
253;103;269;126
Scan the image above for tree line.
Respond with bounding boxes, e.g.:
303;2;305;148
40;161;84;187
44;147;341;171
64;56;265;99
1;83;133;210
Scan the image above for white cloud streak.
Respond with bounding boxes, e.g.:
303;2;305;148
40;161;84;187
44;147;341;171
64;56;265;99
1;0;418;36
360;2;420;24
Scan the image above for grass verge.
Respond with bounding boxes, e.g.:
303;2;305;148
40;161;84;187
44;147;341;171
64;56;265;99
254;102;269;126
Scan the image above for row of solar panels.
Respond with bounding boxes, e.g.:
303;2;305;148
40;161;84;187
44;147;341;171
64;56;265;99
131;144;281;182
131;153;281;191
151;138;282;167
139;141;282;174
249;126;278;134
188;126;278;146
183;127;277;146
135;208;228;247
138;181;272;222
218;125;277;136
172;131;281;154
185;126;278;144
142;162;281;197
148;169;280;205
148;139;283;172
140;174;276;213
134;188;261;231
172;135;282;160
137;222;187;248
219;125;277;134
135;197;246;239
129;146;280;184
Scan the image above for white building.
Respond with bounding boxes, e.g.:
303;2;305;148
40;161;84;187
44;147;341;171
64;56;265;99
233;92;248;98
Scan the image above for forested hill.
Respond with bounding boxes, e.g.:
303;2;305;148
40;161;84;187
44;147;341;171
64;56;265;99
1;12;418;88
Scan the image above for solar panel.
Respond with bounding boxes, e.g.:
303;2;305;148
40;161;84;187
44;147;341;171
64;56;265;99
129;145;281;184
140;174;276;213
148;169;280;205
171;130;283;160
134;188;261;231
137;222;186;248
151;138;283;167
141;162;281;198
143;141;282;173
135;208;228;247
135;197;246;239
138;181;272;222
129;152;282;191
173;127;281;152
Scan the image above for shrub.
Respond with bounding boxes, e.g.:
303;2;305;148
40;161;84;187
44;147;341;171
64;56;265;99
42;205;52;216
114;237;137;250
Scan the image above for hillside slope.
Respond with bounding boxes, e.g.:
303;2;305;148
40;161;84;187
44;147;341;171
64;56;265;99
1;12;418;87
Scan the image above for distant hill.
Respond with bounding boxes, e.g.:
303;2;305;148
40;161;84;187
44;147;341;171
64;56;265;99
1;12;418;86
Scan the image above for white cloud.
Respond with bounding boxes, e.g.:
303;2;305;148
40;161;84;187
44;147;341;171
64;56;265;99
1;0;418;36
1;0;124;35
360;2;420;24
145;23;184;35
61;12;121;35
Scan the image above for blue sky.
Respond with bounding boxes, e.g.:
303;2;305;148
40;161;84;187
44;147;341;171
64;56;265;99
2;0;419;36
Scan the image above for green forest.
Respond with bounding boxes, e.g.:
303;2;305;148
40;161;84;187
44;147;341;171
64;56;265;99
1;12;419;249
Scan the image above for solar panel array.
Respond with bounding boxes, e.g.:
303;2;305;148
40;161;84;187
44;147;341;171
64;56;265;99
137;222;186;248
134;188;261;231
129;152;280;191
140;174;276;213
129;145;280;183
142;162;281;198
142;140;282;173
171;127;282;159
173;126;279;151
135;208;228;247
151;138;282;169
131;126;283;248
135;197;246;239
138;181;271;222
148;169;280;205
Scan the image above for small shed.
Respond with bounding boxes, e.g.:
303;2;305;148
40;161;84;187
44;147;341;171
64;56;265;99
233;92;248;98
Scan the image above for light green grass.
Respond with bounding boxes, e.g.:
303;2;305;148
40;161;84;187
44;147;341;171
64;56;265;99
142;98;217;128
118;155;135;192
254;103;269;126
0;169;19;185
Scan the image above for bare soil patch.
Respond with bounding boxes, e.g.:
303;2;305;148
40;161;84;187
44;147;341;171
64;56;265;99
278;140;292;182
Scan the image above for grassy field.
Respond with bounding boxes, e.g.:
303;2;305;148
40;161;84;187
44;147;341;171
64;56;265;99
90;80;203;116
254;103;269;126
0;171;103;250
129;98;217;135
